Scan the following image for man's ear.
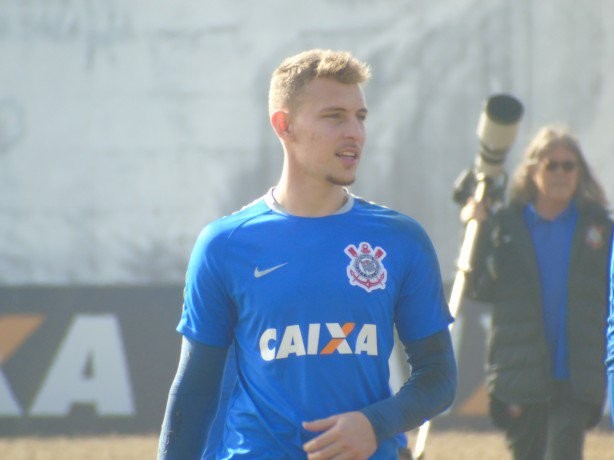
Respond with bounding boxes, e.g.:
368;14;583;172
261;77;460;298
271;110;291;138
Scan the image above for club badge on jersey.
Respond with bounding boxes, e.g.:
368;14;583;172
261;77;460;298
345;242;387;292
585;224;606;250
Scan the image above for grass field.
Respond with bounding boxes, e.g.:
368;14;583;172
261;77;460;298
1;429;613;459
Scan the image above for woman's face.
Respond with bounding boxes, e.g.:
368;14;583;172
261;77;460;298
531;145;579;206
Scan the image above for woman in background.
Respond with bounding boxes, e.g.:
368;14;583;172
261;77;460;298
461;125;612;460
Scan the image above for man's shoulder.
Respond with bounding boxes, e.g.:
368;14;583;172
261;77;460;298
351;196;432;247
198;196;271;243
353;196;424;228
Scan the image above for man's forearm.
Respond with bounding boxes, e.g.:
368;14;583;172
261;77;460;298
158;338;228;459
360;328;457;444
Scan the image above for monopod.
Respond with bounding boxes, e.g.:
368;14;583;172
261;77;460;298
413;94;523;459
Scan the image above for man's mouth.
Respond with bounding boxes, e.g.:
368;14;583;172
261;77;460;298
336;146;361;160
336;151;359;159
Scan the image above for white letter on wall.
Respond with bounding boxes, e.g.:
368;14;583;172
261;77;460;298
30;314;135;416
0;370;22;416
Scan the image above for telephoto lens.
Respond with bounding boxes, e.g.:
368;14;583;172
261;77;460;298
475;94;524;178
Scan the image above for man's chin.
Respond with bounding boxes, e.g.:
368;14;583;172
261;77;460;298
327;175;356;187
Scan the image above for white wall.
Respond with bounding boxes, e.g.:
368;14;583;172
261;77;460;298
1;0;612;285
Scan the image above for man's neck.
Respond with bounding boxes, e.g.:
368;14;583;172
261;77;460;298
273;181;349;217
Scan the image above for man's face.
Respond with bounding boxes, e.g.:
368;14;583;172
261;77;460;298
531;145;579;206
285;78;367;187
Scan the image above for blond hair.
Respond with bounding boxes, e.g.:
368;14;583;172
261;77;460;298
268;49;371;115
509;125;608;209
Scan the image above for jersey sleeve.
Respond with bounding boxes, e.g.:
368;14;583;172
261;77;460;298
177;223;236;346
607;229;614;427
395;223;453;342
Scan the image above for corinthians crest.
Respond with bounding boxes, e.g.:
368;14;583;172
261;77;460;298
585;224;606;249
345;242;387;292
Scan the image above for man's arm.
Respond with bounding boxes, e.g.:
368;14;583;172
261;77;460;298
360;327;457;443
608;230;614;427
157;337;228;459
302;328;457;457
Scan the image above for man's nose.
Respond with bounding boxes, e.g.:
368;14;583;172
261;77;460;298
345;117;365;141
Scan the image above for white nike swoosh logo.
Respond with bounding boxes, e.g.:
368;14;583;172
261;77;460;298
254;263;288;278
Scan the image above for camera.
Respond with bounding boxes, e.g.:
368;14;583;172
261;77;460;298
453;94;524;205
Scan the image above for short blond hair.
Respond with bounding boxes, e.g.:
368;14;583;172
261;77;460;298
268;49;371;115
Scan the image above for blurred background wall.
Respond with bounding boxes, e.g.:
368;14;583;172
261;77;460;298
1;0;612;434
2;0;612;286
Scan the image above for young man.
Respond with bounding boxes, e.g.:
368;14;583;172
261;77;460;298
462;126;612;459
158;49;457;459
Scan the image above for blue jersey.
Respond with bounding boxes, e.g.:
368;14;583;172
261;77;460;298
178;191;452;459
608;230;614;427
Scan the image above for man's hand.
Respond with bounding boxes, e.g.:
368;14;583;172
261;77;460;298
302;411;377;460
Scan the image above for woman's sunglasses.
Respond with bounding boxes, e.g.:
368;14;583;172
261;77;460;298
544;160;577;172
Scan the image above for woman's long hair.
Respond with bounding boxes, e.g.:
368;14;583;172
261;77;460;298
509;125;608;210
